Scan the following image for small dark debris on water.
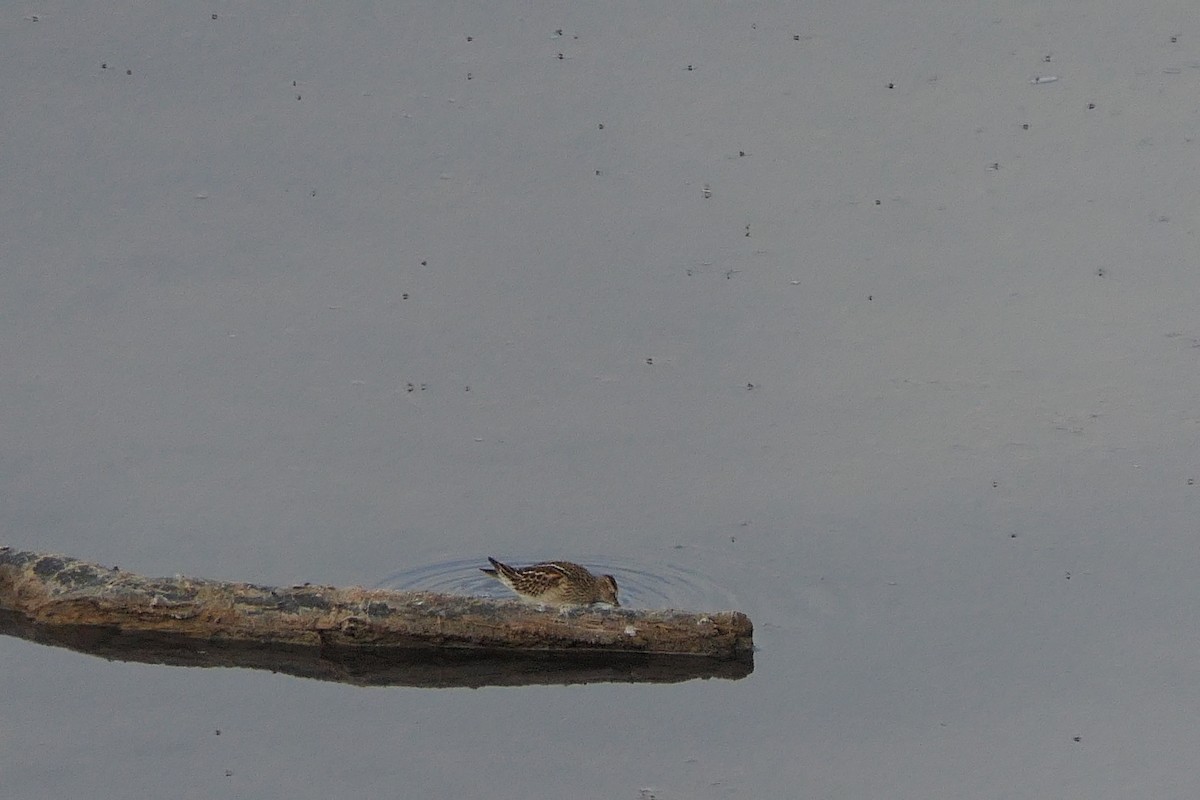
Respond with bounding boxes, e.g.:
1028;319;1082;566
887;82;894;89
212;13;218;19
1096;268;1106;277
1073;736;1081;742
126;69;132;75
1087;102;1096;110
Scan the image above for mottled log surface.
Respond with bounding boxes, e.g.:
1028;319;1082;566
0;548;753;686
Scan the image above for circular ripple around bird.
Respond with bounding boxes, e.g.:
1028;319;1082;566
375;555;743;611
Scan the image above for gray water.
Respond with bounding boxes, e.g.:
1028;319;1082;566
4;2;1200;797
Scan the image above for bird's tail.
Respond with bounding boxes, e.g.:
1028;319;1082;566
480;556;508;578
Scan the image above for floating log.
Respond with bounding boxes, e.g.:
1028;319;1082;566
0;548;753;687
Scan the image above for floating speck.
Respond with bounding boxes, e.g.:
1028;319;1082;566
1030;75;1058;84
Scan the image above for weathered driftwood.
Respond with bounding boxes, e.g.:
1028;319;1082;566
0;548;753;687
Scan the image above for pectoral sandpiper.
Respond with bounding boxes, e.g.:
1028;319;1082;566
480;557;620;607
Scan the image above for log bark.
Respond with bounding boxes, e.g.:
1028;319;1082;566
0;548;753;687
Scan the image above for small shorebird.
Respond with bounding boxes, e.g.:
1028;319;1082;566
481;557;620;607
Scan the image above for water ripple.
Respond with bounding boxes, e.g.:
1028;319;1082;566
374;554;743;612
